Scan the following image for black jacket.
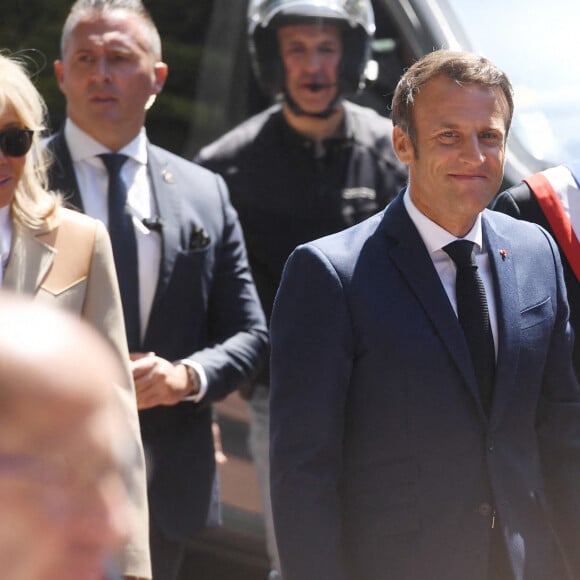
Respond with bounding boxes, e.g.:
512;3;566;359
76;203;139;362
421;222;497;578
196;102;408;386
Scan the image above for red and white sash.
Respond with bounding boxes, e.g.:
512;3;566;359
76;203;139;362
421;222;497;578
524;169;580;281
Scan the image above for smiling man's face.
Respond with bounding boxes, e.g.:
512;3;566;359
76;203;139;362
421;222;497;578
393;74;508;237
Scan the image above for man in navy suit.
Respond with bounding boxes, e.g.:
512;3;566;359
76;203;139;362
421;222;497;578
270;50;580;580
47;1;268;579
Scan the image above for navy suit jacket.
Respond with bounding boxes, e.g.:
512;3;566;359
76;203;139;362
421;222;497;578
47;131;268;541
270;191;580;580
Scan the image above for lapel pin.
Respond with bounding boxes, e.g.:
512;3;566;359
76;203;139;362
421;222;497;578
162;169;175;184
499;249;508;261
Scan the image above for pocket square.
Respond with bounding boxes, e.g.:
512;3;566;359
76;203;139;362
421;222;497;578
189;227;210;250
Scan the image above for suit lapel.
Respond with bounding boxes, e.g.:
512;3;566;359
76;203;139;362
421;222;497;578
146;145;182;317
383;196;485;417
4;225;55;294
482;214;521;425
48;138;183;339
46;131;85;212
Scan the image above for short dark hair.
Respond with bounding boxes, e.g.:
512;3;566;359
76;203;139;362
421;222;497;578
391;50;514;149
61;0;162;59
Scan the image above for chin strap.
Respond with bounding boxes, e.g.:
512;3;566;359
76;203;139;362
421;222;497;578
283;89;343;119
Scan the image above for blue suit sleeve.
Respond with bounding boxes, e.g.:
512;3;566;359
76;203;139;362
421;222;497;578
270;244;353;580
188;175;268;401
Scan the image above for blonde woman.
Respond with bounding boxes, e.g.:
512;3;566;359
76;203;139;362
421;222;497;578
0;53;151;580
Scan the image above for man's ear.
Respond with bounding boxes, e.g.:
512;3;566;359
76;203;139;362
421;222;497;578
145;62;169;111
393;126;414;164
153;61;168;94
54;60;65;90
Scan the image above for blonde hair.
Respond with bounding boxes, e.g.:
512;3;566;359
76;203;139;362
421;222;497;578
0;53;61;230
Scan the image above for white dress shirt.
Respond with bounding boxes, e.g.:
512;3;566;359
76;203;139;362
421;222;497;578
404;189;499;358
63;119;207;400
64;119;161;336
0;205;12;285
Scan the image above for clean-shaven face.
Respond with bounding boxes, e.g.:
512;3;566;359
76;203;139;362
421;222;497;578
54;10;167;148
393;74;508;237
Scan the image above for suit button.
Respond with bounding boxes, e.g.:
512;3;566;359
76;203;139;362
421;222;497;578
488;440;495;452
478;502;493;517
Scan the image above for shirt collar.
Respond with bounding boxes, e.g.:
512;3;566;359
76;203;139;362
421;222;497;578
64;118;148;166
403;188;484;254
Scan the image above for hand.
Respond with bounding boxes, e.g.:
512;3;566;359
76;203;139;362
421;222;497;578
130;352;194;410
212;420;228;465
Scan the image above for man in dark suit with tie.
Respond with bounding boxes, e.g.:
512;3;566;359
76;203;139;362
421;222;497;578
47;1;268;579
270;49;580;580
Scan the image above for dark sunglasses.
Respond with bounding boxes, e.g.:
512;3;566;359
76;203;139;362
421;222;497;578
0;128;34;157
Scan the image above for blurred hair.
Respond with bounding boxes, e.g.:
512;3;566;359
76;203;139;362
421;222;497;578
61;0;162;59
0;53;60;230
391;50;514;150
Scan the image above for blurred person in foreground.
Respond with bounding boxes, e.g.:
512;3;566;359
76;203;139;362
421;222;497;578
492;161;580;376
0;293;136;580
270;49;580;580
195;1;407;575
0;52;150;579
48;1;268;578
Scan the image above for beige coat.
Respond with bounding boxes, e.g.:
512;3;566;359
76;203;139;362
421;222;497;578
4;207;151;579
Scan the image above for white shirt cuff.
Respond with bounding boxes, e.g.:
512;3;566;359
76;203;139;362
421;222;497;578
180;360;208;402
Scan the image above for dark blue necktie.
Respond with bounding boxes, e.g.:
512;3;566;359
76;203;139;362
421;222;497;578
444;240;495;414
100;153;141;351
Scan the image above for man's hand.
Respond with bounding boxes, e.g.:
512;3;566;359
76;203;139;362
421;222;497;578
131;352;195;410
212;419;228;465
